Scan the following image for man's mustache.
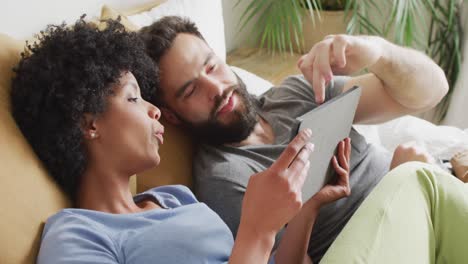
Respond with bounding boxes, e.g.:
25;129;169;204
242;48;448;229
210;84;239;118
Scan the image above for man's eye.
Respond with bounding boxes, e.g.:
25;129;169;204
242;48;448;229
184;86;196;99
208;64;216;73
128;97;139;102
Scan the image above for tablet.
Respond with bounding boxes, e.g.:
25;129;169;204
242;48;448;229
297;86;362;200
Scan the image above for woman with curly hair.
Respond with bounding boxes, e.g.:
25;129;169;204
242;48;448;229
11;18;353;263
12;17;468;264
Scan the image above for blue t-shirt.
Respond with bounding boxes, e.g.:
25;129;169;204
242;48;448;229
37;185;260;264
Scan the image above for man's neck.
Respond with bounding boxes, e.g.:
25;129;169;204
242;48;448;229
228;116;275;147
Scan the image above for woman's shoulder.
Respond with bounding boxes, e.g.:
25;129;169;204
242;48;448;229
43;209;110;238
38;210;119;263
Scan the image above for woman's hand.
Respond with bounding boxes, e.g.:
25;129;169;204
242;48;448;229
240;129;314;236
274;137;351;264
230;129;314;264
310;137;352;207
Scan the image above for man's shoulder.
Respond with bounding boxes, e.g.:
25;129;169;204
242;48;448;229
193;144;258;182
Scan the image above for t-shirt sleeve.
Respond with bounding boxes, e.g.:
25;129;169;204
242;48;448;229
37;213;119;264
259;75;351;119
277;74;349;102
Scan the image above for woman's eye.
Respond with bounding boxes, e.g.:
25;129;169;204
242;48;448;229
128;97;139;103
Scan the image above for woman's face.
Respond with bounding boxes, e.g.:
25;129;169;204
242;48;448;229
89;71;164;175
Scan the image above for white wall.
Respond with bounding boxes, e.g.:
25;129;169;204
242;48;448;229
221;0;257;52
0;0;156;39
1;0;246;52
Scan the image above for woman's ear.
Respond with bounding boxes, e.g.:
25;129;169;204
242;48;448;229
81;114;99;140
161;107;181;125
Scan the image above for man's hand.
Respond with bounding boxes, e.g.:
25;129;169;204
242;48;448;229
297;35;383;104
240;129;314;236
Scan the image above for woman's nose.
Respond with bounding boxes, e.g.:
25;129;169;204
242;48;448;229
148;104;161;120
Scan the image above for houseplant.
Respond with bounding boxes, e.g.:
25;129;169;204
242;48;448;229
236;0;464;120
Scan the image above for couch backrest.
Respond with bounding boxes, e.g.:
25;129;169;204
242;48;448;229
0;33;70;264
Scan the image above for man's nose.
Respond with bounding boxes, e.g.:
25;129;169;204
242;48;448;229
200;74;224;101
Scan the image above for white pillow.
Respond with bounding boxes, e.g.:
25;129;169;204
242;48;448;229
128;0;226;61
356;115;468;160
231;66;273;96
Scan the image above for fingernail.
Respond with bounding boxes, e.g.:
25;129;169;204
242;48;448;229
305;128;312;137
307;143;315;151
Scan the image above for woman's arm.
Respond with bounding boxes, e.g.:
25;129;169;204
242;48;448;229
275;138;352;264
228;129;313;263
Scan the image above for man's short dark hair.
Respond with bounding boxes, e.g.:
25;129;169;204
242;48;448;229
139;16;204;106
11;17;157;203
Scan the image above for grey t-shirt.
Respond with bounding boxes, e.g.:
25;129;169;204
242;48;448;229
193;75;392;262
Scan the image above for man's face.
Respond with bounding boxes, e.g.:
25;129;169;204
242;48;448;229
158;33;257;144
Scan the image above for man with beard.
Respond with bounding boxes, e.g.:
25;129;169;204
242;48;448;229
140;16;448;262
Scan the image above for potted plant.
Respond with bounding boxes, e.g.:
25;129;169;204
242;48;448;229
297;0;348;53
236;0;464;121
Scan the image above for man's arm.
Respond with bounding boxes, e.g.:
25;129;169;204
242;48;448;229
298;35;449;124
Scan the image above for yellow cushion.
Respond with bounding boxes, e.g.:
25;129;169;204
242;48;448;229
0;33;70;264
99;1;167;31
100;5;140;31
138;120;193;192
100;4;194;192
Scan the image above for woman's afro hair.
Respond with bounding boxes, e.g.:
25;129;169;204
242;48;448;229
11;16;158;203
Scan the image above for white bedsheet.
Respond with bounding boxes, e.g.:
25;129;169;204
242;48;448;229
355;116;468;160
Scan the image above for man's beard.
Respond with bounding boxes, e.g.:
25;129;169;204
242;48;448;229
179;76;258;145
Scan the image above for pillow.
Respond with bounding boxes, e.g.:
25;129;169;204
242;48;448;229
125;0;226;61
0;33;70;263
355;115;468;160
231;66;273;96
100;5;140;31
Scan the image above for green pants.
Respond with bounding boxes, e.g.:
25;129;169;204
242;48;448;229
321;162;468;264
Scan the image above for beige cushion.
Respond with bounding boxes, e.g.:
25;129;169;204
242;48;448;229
0;33;70;264
100;5;140;31
100;4;194;192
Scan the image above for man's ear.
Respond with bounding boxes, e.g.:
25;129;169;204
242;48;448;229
161;107;181;125
81;114;99;139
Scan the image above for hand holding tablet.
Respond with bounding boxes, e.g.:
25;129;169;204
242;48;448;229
297;86;362;200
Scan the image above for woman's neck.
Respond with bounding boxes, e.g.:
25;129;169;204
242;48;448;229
76;165;160;214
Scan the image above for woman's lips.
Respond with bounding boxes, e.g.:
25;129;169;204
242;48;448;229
154;133;164;145
154;127;164;145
